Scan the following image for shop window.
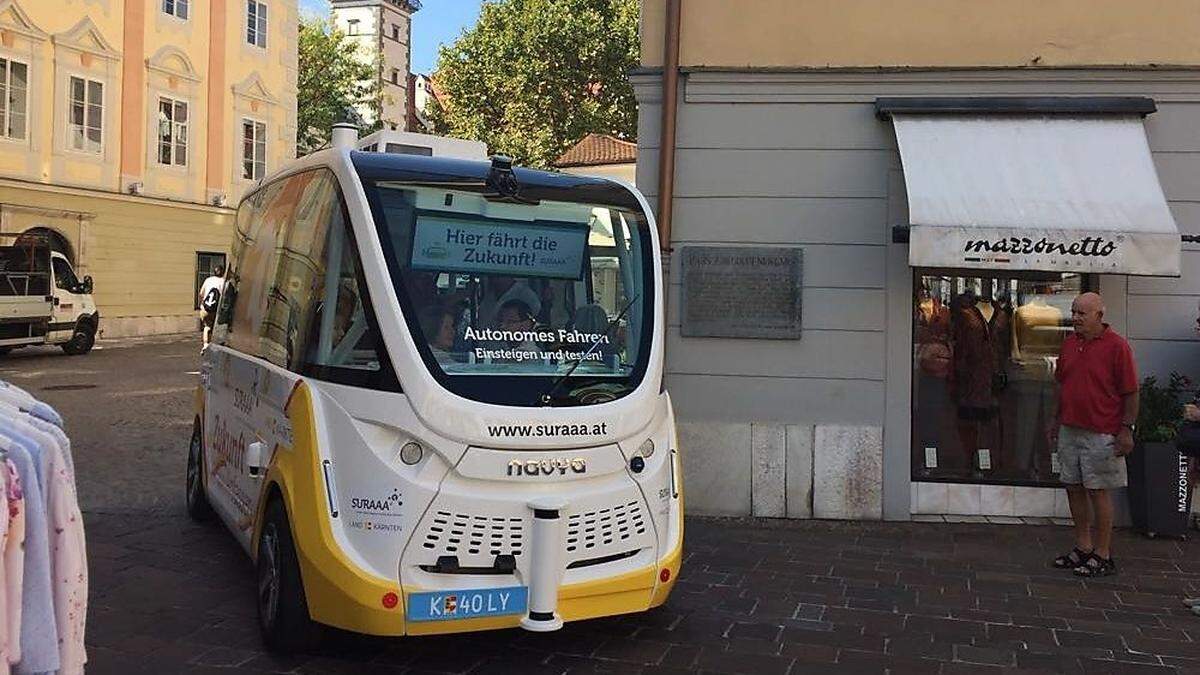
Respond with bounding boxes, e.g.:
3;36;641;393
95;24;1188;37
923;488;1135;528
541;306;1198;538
0;58;28;141
163;0;189;20
157;96;188;166
242;118;266;180
246;1;268;48
194;252;226;310
913;272;1091;486
68;76;103;154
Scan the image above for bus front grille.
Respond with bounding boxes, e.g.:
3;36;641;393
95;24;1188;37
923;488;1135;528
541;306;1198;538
420;511;525;558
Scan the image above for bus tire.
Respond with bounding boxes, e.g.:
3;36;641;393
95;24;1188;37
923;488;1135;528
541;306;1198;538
61;321;95;355
258;497;322;653
0;347;11;356
185;422;213;522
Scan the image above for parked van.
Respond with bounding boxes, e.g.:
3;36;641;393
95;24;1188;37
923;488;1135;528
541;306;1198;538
188;125;681;651
0;234;98;356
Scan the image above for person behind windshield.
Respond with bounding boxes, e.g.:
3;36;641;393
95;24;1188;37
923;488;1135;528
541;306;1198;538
418;305;458;362
479;275;539;329
492;298;543;362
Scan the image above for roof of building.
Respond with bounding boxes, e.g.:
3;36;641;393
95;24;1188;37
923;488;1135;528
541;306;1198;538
553;134;638;168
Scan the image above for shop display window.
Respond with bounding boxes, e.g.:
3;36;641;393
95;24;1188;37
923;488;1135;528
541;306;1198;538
912;272;1090;485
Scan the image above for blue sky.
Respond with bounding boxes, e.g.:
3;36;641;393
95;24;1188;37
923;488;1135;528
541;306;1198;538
300;1;483;74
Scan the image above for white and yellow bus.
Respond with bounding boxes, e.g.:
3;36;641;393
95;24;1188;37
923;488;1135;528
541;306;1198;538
186;125;682;651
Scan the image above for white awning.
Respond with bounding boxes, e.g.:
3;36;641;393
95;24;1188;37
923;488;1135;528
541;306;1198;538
893;114;1180;277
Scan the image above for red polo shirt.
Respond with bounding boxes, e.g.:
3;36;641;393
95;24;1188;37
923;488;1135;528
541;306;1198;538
1055;325;1138;435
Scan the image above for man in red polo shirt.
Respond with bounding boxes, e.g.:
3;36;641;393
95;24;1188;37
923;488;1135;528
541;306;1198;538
1050;292;1138;577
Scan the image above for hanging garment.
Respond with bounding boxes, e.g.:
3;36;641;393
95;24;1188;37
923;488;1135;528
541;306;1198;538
0;456;9;675
3;459;24;670
19;418;73;484
0;380;60;429
0;434;58;675
951;301;998;409
0;412;86;674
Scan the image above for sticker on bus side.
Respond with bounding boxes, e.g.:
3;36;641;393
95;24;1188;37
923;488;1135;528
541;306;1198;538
407;586;528;622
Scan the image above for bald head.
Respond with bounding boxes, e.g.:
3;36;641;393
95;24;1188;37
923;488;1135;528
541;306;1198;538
1071;292;1106;339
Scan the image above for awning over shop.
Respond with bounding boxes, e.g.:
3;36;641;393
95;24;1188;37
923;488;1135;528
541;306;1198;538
879;98;1180;277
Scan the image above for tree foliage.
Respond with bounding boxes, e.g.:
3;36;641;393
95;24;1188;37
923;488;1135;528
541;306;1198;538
428;0;639;167
297;17;377;155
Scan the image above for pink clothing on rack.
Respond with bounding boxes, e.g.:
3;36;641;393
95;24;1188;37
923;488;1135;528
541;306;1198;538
0;416;86;674
40;435;86;675
1;460;25;674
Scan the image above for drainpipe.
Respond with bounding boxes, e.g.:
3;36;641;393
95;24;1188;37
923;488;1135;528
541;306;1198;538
656;0;681;252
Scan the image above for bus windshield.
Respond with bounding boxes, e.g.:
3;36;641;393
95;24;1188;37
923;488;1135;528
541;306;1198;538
362;180;654;407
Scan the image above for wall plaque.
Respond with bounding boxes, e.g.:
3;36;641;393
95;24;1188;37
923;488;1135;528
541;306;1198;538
680;246;803;339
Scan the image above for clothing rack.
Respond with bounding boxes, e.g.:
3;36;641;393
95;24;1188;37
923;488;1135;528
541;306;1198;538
0;379;88;675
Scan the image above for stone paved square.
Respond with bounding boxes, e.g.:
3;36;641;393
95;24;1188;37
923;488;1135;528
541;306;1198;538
6;336;1200;673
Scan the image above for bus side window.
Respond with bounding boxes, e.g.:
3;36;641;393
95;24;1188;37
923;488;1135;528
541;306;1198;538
260;170;339;370
300;188;398;390
213;191;263;344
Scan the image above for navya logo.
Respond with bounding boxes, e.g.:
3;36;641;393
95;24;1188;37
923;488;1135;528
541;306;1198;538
351;488;403;514
507;457;586;477
421;244;449;260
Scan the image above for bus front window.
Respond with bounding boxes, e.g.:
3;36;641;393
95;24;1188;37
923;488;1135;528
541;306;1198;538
363;181;654;407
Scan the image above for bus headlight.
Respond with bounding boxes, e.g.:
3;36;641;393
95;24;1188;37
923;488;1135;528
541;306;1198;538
399;441;424;465
637;438;655;458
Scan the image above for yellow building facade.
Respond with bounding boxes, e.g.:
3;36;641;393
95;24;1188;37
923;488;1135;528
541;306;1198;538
0;0;297;338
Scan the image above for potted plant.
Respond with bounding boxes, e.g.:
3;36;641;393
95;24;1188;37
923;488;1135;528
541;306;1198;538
1127;373;1191;536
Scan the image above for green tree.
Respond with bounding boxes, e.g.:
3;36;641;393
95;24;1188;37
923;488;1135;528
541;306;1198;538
428;0;639;167
297;17;377;155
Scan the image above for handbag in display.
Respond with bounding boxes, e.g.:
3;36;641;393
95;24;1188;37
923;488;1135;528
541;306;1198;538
1177;420;1200;458
917;341;952;379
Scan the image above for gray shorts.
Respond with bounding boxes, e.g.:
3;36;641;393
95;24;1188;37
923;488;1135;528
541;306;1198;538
1058;425;1127;490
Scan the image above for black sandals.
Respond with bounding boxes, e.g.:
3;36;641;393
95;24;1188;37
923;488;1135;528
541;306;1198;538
1053;547;1092;569
1073;554;1117;577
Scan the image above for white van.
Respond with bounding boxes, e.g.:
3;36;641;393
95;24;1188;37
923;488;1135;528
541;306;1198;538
0;236;99;356
188;125;682;651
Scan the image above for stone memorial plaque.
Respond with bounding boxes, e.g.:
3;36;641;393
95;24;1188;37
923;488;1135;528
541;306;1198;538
680;245;803;339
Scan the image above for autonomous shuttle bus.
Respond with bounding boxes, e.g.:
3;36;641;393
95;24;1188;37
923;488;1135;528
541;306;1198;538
187;125;681;650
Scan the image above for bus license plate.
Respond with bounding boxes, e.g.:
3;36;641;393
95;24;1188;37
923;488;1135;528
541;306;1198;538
407;586;528;622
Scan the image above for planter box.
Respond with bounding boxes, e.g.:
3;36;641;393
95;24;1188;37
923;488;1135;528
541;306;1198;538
1127;440;1191;538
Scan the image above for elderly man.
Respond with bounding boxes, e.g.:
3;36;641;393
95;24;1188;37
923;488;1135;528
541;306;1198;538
1050;292;1138;577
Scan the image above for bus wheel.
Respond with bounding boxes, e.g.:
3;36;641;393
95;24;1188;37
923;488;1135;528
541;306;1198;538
61;323;95;355
258;498;322;653
185;422;213;522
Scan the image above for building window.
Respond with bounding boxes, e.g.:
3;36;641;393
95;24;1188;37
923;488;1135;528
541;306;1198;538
347;18;360;35
163;0;189;19
242;119;266;180
390;69;399;85
0;58;28;141
157;96;188;166
68;76;103;154
392;24;400;41
246;1;268;48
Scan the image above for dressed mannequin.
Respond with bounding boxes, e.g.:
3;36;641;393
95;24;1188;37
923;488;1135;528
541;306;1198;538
951;291;1000;475
1008;291;1067;476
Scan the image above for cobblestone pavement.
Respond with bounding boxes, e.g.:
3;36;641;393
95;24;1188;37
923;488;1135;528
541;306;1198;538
9;336;1200;673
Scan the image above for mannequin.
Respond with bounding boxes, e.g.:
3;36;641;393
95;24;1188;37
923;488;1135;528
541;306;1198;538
1012;293;1064;364
951;291;999;475
1008;288;1067;477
